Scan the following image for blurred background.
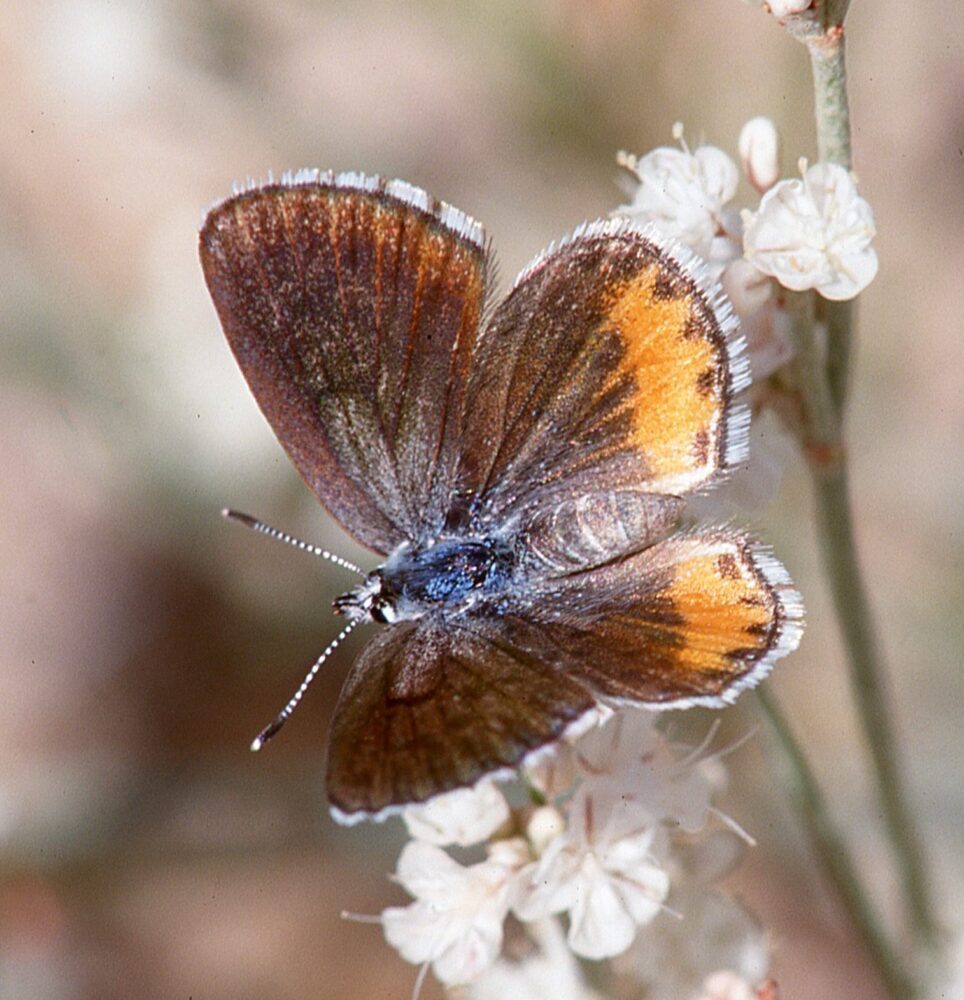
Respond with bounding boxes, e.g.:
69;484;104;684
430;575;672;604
1;1;961;997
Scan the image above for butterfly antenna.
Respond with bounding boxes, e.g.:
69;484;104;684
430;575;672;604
250;616;363;751
222;509;364;576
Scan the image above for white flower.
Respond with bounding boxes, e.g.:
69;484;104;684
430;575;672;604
381;840;520;985
738;117;781;193
403;778;510;847
616;126;739;260
573;707;716;834
742;160;878;300
514;781;670;959
523;704;613;800
463;918;603;1000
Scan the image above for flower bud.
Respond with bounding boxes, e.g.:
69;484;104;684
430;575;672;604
739;117;781;193
526;805;565;855
768;0;813;15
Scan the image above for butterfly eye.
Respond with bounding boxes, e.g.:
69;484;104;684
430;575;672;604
371;600;398;624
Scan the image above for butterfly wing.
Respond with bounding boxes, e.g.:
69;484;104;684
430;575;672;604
200;173;490;553
458;221;749;533
325;616;595;821
510;530;803;708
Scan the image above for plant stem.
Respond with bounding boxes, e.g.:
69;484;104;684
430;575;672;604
819;297;852;413
756;687;914;1000
807;23;852;169
812;465;940;951
789;5;941;954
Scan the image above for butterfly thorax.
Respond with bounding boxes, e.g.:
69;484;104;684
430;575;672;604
334;535;518;624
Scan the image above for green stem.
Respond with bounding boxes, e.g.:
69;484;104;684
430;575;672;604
807;24;852;169
819;297;853;413
812;466;940;952
757;687;915;1000
808;12;854;415
787;3;941;955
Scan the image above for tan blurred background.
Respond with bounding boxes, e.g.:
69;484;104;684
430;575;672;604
1;1;961;997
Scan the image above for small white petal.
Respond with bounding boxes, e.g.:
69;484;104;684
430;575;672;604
465;918;603;1000
403;779;510;847
393;840;469;904
567;865;639;958
524;741;578;800
486;835;531;871
514;837;581;922
432;915;505;984
694;145;740;207
574;706;659;776
382;901;453;965
612;864;671;926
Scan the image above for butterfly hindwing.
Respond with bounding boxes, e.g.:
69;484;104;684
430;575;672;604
200;175;490;554
325;617;595;820
513;531;803;707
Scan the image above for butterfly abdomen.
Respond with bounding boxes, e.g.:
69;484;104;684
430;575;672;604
523;490;684;574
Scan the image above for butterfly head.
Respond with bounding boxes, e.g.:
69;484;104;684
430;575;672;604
333;569;399;624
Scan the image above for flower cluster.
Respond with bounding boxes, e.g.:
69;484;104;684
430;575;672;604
615;119;876;523
616;119;877;311
374;708;770;997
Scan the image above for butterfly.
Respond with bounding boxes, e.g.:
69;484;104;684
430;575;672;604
199;171;802;825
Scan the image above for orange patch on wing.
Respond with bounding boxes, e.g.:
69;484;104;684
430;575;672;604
660;541;775;676
605;264;724;492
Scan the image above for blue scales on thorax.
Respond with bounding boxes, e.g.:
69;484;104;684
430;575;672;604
334;536;518;624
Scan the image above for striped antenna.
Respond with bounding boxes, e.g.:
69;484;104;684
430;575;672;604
222;509;364;576
250;616;363;751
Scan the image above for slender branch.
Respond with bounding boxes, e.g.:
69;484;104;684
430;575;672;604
807;23;852;168
791;238;940;962
819;297;853;413
785;4;941;954
761;0;941;969
808;9;854;415
756;687;914;1000
812;466;940;952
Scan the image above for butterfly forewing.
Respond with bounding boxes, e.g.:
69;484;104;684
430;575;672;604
200;176;490;553
460;223;748;525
